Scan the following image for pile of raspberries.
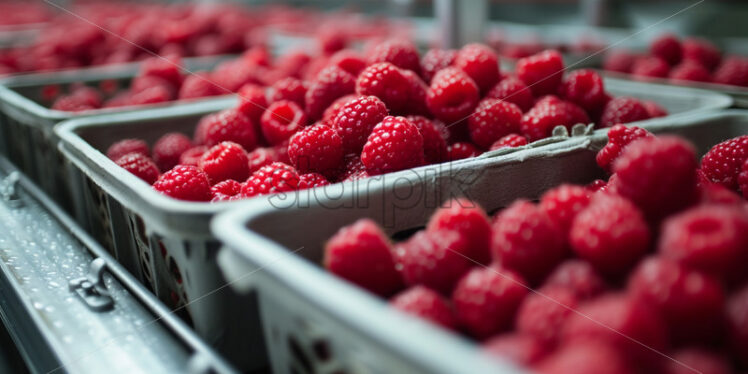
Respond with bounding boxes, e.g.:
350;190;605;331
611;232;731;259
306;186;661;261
324;128;748;374
604;33;748;88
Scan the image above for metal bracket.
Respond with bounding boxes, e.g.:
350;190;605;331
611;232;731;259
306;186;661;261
1;171;22;208
68;258;114;312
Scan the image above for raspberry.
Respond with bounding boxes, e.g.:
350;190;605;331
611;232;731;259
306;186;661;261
139;56;183;88
406;116;448;164
642;100;668;118
453;43;500;93
631;56;670;79
612;136;698;219
241;162;299;197
178;72;223;100
52;89;101;111
713;57;748;87
599;97;650;128
521;96;590;141
561;294;667;364
210;180;243;202
740;159;748;198
316;28;346;55
129;85;172;106
211;59;260;92
355;62;411;114
543;260;607;300
328;49;366;76
321;94;357;125
727;284;748;366
585;179;608;193
400;70;430;116
202;108;258;151
446;142;480;161
699;182;743;205
659;205;748;281
669;60;711;83
515;50;564;96
366;39;422;75
517;287;578;348
665;349;732;374
558;69;608;114
539;184;591;235
179;146;208;167
426;67;480;125
596;125;653;172
484;76;534;112
332;95;388;155
682;38;722;71
305;66;355;120
339;155;368;182
323;219;402;296
535;341;634;374
482;334;548;366
650;34;682;66
247;147;280;173
130;75;176;98
700;135;748;189
603;50;638;74
153;132;193;172
106;139;149;161
393;231;472;295
270;77;306;107
236;83;269;125
260;100;308;146
198;141;250;184
297;173;329;190
425;198;492;265
152;165;211;201
628;256;725;344
114;153;160;185
451;266;528;339
361;116;424;175
491;200;567;284
467;99;522;149
390;286;457;330
489;134;527;151
288;124;343;178
420;48;456;83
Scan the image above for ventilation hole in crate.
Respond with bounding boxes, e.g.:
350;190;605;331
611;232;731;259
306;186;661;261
135;216;147;243
312;340;331;362
288;335;313;374
168;258;183;285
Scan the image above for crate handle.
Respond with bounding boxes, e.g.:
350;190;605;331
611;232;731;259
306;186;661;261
0;171;22;208
68;258;114;312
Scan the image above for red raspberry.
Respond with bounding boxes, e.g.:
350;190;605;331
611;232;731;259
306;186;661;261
400;70;430;116
51;94;98;112
631;56;670;79
643;100;668;118
179;146;208;167
467;99;522;149
659;205;748;282
139;56;183;88
202;108;258;151
539;184;591;235
425;198;492;265
482;334;548;366
451;266;528;339
332;95;388;155
390;286;457;330
321;94;357;125
305;66;355;120
612;136;698;219
153;132;193;172
420;48;456;83
426;67;480;125
198;141;250;184
665;349;732;374
338;155;368;182
558;69;608;114
599;97;650;128
628;256;726;344
270;77;306;107
535;341;634;374
129;85;173;106
682;37;722;70
106;139;149;161
650;34;682;66
152;165;211;202
446;142;480;161
260;100;308;146
288;124;343;178
236;84;269;126
247;147;280;173
241;162;299;197
491;200;566;284
454;43;500;93
130;75;176;98
366;39;422;75
700;135;748;189
561;294;667;364
603;50;638;74
178;72;223;100
699;182;743;205
489;134;527;151
727;284;748;367
543;260;607;300
740;158;748;198
669;60;711;83
406;116;448;164
596;124;653;172
361;116;424;175
585;179;608;193
210;180;243;202
297;173;329;190
393;231;472;295
517;287;578;347
713;57;748;87
521;96;590;141
323;219;402;296
355;62;410;114
211;59;261;92
328;49;366;76
114;153;160;185
515;50;564;96
316;27;346;55
484;76;534;112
